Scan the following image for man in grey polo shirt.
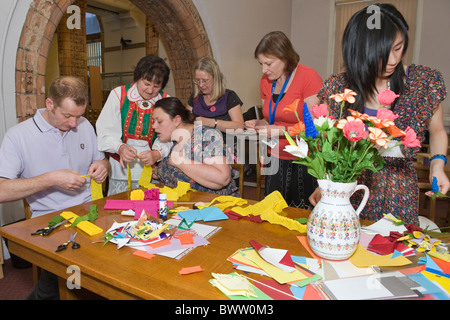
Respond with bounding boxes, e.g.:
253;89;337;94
0;76;110;299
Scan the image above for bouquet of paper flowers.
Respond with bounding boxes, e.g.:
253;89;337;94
283;89;420;182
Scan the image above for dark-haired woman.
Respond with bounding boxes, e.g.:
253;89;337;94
310;4;448;225
245;31;323;209
96;54;171;195
153;97;239;196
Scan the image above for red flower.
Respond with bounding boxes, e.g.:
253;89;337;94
312;104;328;118
343;120;367;142
378;89;399;106
401;127;421;148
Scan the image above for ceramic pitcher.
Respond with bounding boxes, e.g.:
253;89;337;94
307;179;369;260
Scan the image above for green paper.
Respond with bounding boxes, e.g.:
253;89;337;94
48;215;64;227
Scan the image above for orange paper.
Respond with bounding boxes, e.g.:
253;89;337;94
178;233;194;245
149;238;171;249
179;266;203;275
297;236;321;264
133;251;156;260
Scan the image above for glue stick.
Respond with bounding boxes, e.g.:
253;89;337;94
159;193;167;221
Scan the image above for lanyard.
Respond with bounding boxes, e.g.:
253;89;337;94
268;73;292;125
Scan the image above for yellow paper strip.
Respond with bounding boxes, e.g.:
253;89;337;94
138;166;153;189
60;211;103;236
127;163;131;191
91;179;103;201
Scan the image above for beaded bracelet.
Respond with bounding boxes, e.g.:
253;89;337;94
430;154;448;165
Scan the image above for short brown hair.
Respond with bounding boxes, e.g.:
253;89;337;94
47;76;88;107
254;31;300;74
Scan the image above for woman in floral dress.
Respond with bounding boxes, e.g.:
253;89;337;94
153;97;239;196
311;4;448;225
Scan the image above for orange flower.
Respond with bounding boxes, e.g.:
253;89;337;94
283;99;300;113
368;116;395;129
336;116;362;129
289;121;305;136
387;125;406;138
329;89;357;104
368;127;390;148
348;109;370;121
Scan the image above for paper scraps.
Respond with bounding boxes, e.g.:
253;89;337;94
90;179;104;201
60;209;103;236
179;266;203;275
209;273;257;298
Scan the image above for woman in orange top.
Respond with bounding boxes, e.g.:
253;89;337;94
245;31;323;209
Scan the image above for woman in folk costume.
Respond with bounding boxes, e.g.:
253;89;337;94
96;54;171;195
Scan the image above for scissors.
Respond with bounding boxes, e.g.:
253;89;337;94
31;218;73;236
56;232;81;252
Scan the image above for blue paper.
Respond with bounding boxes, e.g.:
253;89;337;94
178;207;228;223
391;249;403;259
425;253;444;273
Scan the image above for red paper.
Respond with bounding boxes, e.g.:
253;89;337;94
251;279;297;300
149;238;171;249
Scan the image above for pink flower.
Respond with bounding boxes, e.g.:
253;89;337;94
401;127;421;148
378;89;399;106
312;104;328;118
377;109;398;121
343;120;367;142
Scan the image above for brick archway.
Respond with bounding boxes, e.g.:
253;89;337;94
15;0;212;122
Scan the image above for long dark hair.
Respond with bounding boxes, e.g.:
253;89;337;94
154;97;195;124
342;3;409;112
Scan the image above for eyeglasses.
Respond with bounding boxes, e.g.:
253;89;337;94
193;78;213;85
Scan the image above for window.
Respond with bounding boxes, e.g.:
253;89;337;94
86;13;102;73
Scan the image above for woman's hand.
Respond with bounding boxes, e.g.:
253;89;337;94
118;144;137;168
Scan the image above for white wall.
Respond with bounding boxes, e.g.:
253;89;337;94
193;0;294;111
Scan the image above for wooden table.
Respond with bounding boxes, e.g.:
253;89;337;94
0;190;317;300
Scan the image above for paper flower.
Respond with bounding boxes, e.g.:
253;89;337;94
408;231;441;252
330;89;357;104
378;89;400;106
431;176;450;200
368;127;390;148
302;102;319;139
312;104;328;118
289;121;305;136
282;89;420;182
401;127;421;148
284;137;309;158
343;120;367;142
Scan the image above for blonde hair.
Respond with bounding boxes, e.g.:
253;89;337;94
192;57;226;101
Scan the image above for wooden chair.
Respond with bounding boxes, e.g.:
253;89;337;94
0;234;4;279
231;163;245;198
415;153;450;223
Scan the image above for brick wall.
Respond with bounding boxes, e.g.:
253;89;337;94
15;0;212;122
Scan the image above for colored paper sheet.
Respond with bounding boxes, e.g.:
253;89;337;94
178;207;228;223
209;273;258;298
178;233;194;245
149;238;171;249
179;266;203;275
241;248;308;284
349;244;412;268
296;236;322;263
249;240;296;273
250;279;298;300
133;250;156;260
421;270;450;294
